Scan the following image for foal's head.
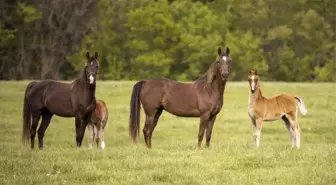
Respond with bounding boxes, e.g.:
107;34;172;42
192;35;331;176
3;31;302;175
85;52;99;85
216;47;232;80
248;70;259;93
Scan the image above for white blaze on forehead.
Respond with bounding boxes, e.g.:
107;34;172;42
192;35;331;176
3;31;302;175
222;56;227;61
91;62;93;65
251;75;255;90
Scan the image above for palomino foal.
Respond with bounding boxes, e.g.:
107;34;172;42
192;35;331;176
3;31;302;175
247;70;307;148
87;100;108;149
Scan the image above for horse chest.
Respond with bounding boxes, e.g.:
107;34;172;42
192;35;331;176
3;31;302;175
212;101;223;115
248;107;255;118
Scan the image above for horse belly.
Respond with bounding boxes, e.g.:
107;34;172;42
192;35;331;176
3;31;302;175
163;95;200;117
45;95;74;117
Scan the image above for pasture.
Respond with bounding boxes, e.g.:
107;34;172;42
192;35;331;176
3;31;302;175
0;81;335;185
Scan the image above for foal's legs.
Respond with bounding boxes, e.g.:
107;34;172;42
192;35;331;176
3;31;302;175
94;125;100;148
282;115;296;148
37;110;53;149
205;115;217;148
285;112;300;148
197;114;210;149
30;111;41;149
87;123;95;148
98;126;105;149
143;107;163;148
251;118;263;148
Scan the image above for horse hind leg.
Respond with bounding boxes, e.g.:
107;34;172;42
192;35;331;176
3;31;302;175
282;115;295;148
143;107;163;149
37;110;53;149
30;111;41;149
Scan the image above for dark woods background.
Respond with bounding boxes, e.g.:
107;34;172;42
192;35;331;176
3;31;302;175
0;0;335;81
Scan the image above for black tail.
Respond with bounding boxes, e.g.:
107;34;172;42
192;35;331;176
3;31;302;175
129;81;145;142
22;82;35;145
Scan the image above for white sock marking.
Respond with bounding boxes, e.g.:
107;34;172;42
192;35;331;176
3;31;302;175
101;141;105;149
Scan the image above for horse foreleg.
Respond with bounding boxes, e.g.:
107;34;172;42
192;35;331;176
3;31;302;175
98;128;105;149
94;125;99;148
198;115;209;149
78;119;89;147
251;118;263;148
37;111;53;149
75;117;82;147
205;115;217;148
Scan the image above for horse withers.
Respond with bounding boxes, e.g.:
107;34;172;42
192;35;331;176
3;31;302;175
129;47;232;149
22;52;99;149
247;70;308;148
87;99;108;149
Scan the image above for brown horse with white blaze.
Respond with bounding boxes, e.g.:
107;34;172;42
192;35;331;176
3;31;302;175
87;99;108;149
22;52;99;149
247;70;308;148
129;47;232;149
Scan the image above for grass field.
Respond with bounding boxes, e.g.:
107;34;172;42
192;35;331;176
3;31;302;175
0;81;335;185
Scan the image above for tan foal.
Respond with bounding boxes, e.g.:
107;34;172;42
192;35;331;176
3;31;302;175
247;70;307;148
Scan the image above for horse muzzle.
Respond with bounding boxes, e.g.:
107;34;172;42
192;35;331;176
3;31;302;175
89;74;95;84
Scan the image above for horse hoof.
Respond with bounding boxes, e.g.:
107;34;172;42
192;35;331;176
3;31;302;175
101;141;105;149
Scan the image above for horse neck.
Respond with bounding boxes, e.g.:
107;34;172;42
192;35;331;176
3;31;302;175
249;84;263;106
213;70;226;97
76;69;96;102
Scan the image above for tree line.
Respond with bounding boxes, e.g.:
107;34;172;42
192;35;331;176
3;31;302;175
0;0;335;81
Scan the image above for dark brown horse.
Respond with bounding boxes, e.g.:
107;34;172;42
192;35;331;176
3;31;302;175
22;52;99;149
129;47;232;148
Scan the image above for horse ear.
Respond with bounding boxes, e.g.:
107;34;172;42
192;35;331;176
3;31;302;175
217;47;222;55
86;52;90;60
94;52;98;59
226;47;230;55
248;70;252;75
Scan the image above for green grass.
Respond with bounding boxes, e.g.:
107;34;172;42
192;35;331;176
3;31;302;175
0;81;335;185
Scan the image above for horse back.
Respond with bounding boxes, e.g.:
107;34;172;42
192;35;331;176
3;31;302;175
27;80;75;117
141;78;200;117
264;94;297;114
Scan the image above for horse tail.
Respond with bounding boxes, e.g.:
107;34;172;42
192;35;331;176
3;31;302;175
22;82;35;145
295;96;308;116
129;81;145;143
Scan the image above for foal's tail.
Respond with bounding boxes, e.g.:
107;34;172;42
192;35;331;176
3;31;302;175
295;96;308;116
22;82;36;145
129;81;145;143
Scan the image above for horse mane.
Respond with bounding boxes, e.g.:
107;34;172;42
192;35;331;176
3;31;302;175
72;66;88;85
195;61;217;86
